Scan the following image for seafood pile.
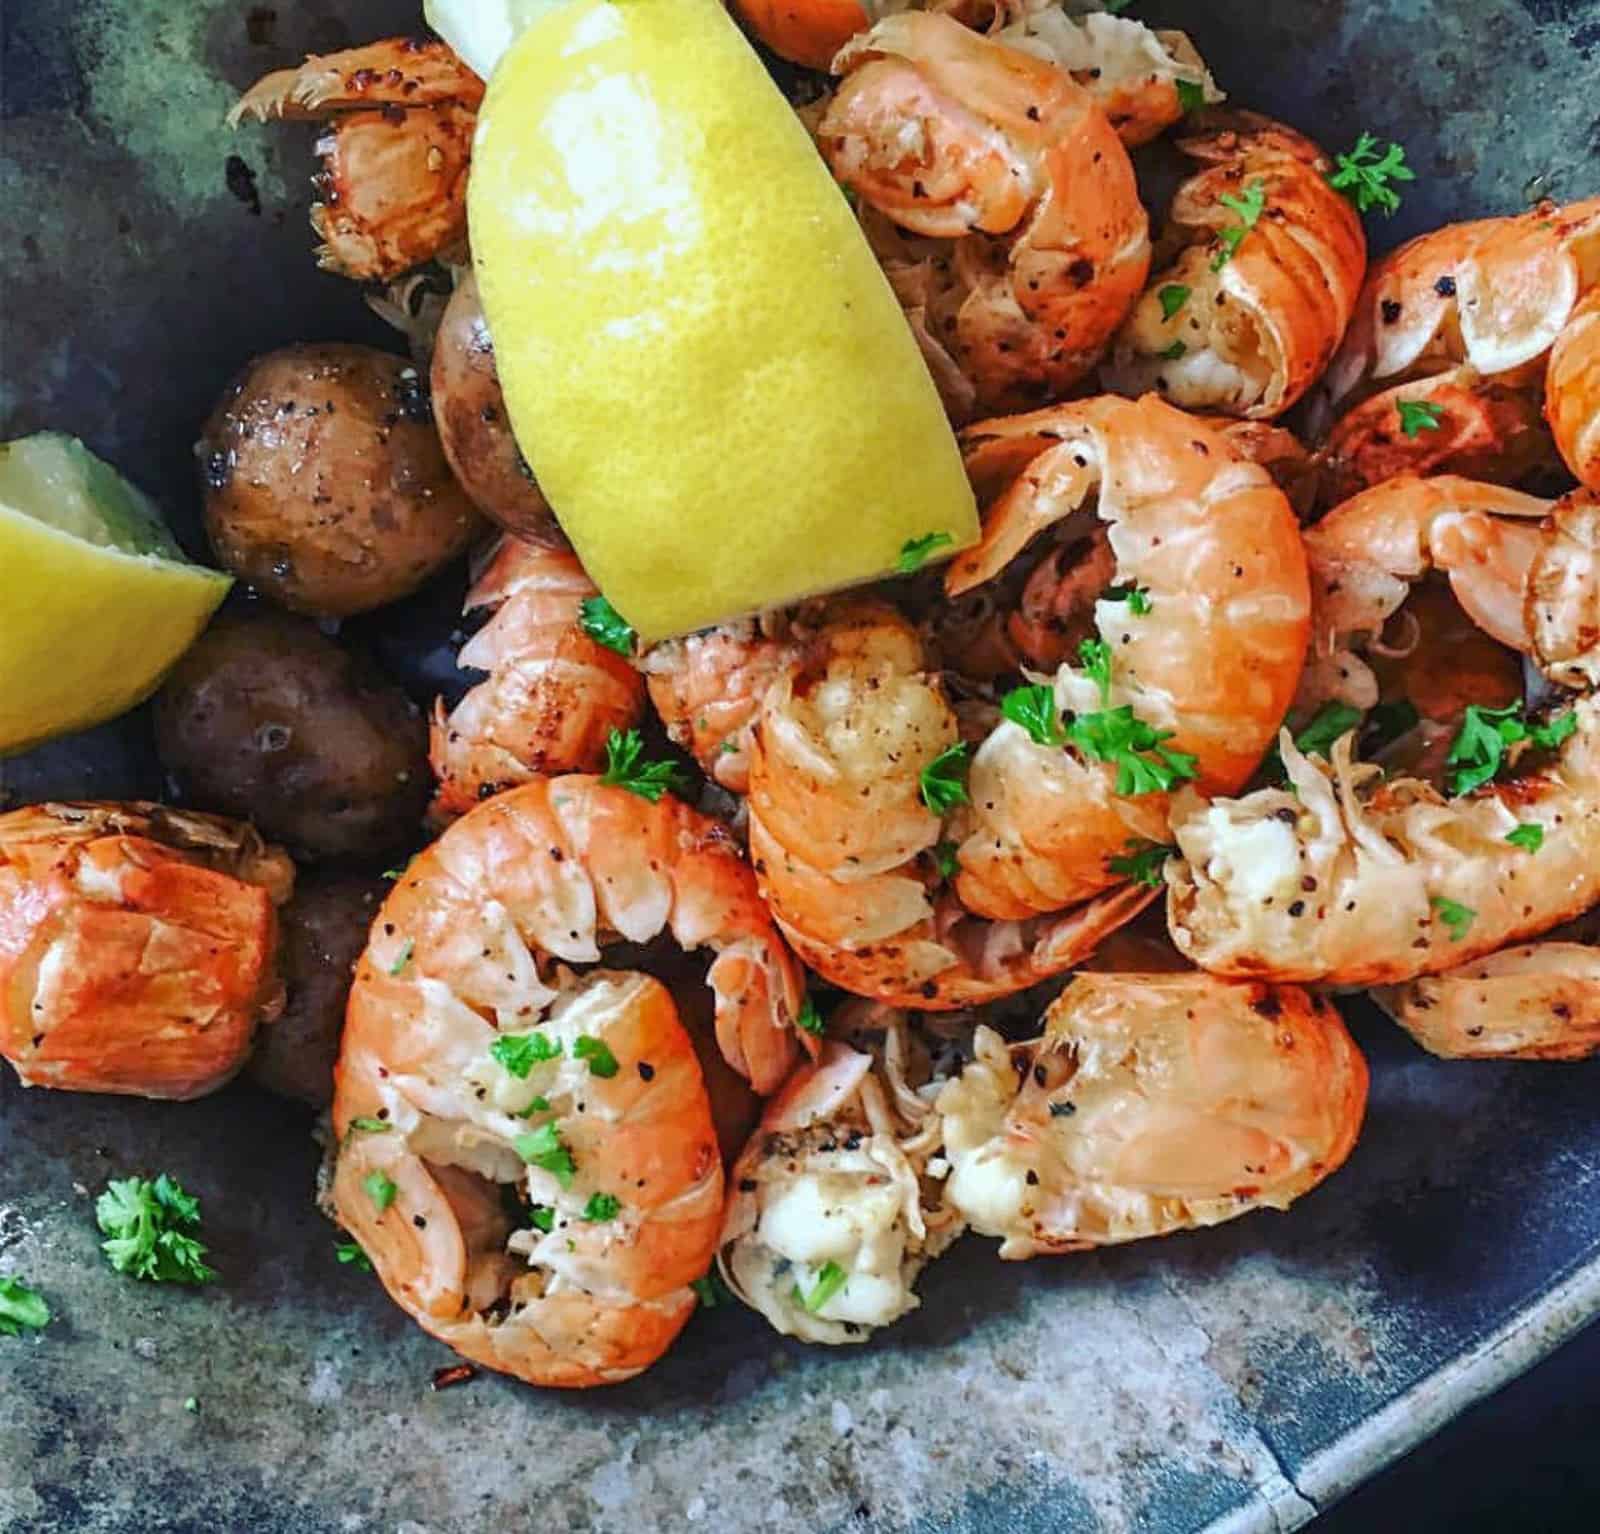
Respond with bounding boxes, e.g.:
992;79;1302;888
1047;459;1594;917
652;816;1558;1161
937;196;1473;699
2;2;1596;1396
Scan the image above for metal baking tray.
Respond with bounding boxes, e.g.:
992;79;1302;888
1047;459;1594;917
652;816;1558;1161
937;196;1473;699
3;2;1598;1530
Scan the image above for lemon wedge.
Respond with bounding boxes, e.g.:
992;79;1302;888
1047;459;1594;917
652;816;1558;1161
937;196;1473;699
468;0;977;643
0;434;231;755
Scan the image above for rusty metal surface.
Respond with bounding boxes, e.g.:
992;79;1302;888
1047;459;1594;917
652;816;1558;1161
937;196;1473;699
3;2;1600;1531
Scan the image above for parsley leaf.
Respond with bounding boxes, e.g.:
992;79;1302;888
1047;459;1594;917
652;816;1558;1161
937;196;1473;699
797;996;826;1037
1397;399;1444;437
0;1275;50;1336
1158;284;1191;322
1446;704;1576;798
1108;840;1176;888
581;1192;621;1222
1158;339;1188;361
363;1171;397;1213
515;1122;576;1188
1175;78;1206;114
578;595;637;656
1506;823;1545;853
692;1271;733;1308
1103;584;1152;616
932;839;960;880
335;1240;373;1272
1067;707;1199;796
512;1094;551;1119
1326;132;1415;216
1432;896;1476;942
347;1116;391;1135
491;1031;562;1078
600;727;692;803
96;1175;217;1286
1264;700;1364;781
1210;179;1266;271
792;1259;849;1314
1529;710;1577;750
896;531;956;574
919;742;971;814
1078;636;1114;705
1296;701;1365;758
572;1035;619;1078
528;1205;556;1234
387;939;414;976
1446;702;1528;795
1001;682;1066;747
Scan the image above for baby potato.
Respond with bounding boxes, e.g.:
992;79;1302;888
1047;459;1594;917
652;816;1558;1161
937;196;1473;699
247;870;385;1108
155;609;428;859
430;274;557;539
199;342;483;616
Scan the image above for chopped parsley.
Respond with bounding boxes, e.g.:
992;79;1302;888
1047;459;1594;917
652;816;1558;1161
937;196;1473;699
1397;399;1445;437
581;1193;621;1223
347;1116;391;1135
1446;703;1574;796
793;1260;849;1314
1505;823;1545;853
1104;584;1153;616
512;1095;552;1119
362;1172;398;1214
1158;283;1191;321
1295;702;1365;759
1176;78;1206;114
600;728;692;803
1108;840;1177;888
1211;179;1267;271
514;1122;576;1189
1068;707;1199;796
1530;710;1579;750
335;1240;373;1272
693;1271;733;1308
796;996;827;1037
932;839;961;880
1158;339;1188;361
1431;897;1476;942
1078;636;1113;705
528;1205;556;1234
387;939;414;977
1002;683;1066;747
919;742;971;814
491;1031;562;1078
1264;700;1364;781
96;1175;217;1286
896;531;955;575
1002;682;1066;747
1005;675;1196;796
0;1275;49;1337
1326;132;1415;216
573;1035;619;1078
578;595;637;656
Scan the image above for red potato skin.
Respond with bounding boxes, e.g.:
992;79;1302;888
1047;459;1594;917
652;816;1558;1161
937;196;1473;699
199;343;483;618
430;275;558;540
